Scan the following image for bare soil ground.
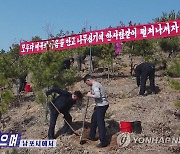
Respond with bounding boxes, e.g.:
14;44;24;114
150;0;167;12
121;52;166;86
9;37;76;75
1;57;180;154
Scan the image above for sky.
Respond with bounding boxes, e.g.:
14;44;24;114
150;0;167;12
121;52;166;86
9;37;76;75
0;0;180;51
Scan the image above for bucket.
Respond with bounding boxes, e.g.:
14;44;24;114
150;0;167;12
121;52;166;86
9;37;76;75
24;84;31;92
120;121;132;133
131;121;142;134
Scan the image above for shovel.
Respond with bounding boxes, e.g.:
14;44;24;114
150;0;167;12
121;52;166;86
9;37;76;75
79;98;89;145
49;98;80;136
126;86;138;96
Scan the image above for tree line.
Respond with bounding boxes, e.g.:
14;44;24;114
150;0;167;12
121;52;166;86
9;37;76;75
0;10;180;121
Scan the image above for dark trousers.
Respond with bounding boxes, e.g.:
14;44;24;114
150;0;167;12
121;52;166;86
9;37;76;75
77;61;82;71
48;111;58;138
48;103;72;138
89;105;109;145
77;60;85;72
139;68;155;95
18;78;26;93
60;112;72;134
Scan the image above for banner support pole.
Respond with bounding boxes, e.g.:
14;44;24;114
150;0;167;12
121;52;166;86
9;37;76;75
89;26;93;76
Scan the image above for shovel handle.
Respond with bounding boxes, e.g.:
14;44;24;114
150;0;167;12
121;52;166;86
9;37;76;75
80;97;89;142
48;98;80;136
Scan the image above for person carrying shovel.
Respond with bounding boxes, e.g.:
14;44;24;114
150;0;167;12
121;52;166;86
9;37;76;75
83;74;109;148
46;87;83;139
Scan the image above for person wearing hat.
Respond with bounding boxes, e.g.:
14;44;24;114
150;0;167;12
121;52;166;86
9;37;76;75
134;62;156;96
83;74;109;148
46;87;83;139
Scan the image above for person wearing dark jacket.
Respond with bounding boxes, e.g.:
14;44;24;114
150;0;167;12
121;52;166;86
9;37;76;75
46;87;83;139
18;75;27;94
76;54;86;72
135;62;156;96
62;58;74;70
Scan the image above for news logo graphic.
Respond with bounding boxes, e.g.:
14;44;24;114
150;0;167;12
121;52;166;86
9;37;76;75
116;133;180;147
117;133;131;147
0;133;21;148
0;133;57;148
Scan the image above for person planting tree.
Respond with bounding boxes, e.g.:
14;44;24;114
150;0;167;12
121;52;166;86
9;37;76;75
46;87;83;139
134;62;156;96
83;74;109;148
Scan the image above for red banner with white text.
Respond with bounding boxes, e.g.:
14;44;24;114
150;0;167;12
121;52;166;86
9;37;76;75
20;19;180;55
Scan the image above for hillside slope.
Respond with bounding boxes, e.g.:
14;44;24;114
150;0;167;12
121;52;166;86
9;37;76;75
1;64;180;154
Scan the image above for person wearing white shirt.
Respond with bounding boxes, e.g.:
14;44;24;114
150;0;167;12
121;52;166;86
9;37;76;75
84;74;109;148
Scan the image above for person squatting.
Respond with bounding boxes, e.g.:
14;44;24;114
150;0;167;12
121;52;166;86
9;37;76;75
61;58;74;70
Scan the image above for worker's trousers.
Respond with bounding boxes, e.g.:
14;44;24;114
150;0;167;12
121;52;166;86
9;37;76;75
89;105;109;145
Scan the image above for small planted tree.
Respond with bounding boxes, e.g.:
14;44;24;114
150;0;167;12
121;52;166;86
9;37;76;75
100;44;114;79
166;55;180;77
125;39;155;75
26;49;76;121
0;50;15;121
159;37;180;70
0;75;14;117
